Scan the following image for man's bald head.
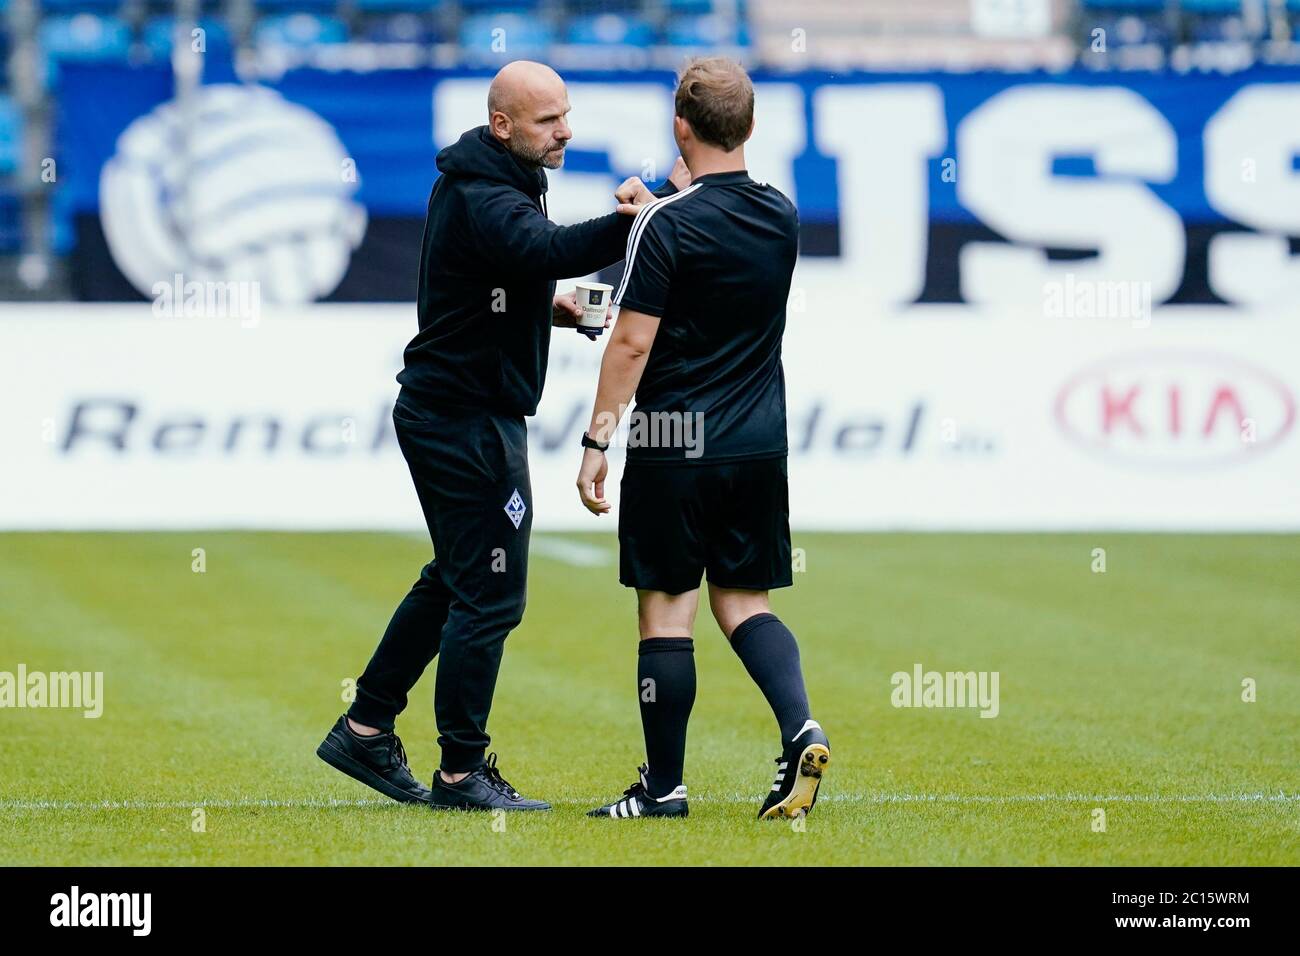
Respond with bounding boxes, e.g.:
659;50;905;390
488;60;563;116
486;60;572;170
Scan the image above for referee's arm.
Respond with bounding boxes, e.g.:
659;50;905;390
576;196;676;514
576;306;660;515
589;308;660;441
583;181;678;441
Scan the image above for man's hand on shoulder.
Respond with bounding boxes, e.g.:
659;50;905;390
667;156;691;192
615;158;691;214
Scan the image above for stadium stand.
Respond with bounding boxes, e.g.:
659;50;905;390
750;0;1074;70
0;92;19;257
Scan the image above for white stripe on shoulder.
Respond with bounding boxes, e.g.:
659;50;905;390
614;183;703;306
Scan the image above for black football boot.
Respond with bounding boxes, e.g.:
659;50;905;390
587;765;689;819
758;719;831;820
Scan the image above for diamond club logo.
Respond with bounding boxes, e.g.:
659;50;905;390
504;489;527;530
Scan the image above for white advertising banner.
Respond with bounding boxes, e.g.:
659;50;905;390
2;287;1297;531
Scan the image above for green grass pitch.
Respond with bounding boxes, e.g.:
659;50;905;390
0;531;1296;866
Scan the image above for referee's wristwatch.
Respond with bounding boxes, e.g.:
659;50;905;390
581;432;609;452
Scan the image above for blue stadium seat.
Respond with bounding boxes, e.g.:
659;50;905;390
1192;20;1248;43
459;12;553;61
355;0;446;10
566;13;655;47
1182;0;1251;45
665;0;717;13
40;14;132;61
39;0;123;9
0;189;21;254
130;0;227;12
251;0;341;11
664;13;749;47
459;0;541;10
1077;1;1166;9
0;94;20;176
1088;13;1170;47
566;0;643;12
142;16;233;60
360;14;444;44
253;13;349;47
39;14;132;84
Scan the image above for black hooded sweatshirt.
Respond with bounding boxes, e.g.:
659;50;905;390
397;125;676;417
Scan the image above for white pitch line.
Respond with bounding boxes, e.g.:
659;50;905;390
530;536;613;567
823;793;1300;804
0;798;394;811
412;533;611;566
0;793;1295;812
402;533;612;567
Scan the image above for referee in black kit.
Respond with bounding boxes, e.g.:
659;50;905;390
576;58;830;821
318;60;688;811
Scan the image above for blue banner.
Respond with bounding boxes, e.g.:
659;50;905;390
58;63;1300;223
57;63;1300;304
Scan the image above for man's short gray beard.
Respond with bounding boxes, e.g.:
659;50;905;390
509;140;564;170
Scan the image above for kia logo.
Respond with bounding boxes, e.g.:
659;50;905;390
1055;351;1295;467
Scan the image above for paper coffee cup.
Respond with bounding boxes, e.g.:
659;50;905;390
574;281;613;335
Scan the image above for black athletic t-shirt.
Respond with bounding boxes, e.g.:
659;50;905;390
613;170;799;464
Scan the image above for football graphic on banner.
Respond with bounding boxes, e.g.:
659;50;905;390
99;84;367;304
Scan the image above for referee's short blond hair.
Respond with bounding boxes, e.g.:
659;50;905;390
674;57;754;152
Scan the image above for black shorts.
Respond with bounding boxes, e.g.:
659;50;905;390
618;456;793;595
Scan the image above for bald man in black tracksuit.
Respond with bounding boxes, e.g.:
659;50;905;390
317;61;684;811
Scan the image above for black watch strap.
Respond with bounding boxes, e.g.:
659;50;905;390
581;432;610;452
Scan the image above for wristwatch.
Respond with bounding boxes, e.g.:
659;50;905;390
581;432;610;452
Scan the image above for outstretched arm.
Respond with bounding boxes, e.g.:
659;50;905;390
473;158;691;282
472;194;637;281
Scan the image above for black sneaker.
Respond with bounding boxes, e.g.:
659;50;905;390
316;715;432;804
428;752;551;812
587;765;689;819
758;720;831;820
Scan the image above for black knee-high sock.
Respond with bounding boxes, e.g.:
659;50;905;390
728;613;812;746
637;638;696;797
